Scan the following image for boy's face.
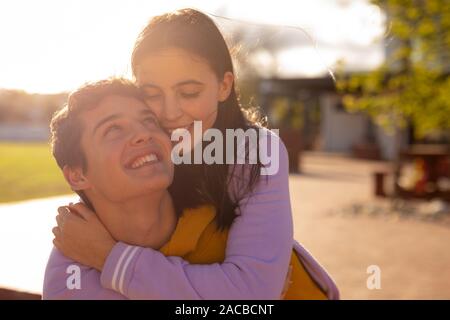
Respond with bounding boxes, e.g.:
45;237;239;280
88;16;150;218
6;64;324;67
67;94;173;202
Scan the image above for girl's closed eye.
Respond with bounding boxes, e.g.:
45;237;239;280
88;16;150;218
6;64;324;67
178;83;203;99
179;91;200;99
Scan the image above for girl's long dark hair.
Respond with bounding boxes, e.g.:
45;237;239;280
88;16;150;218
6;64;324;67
131;8;266;230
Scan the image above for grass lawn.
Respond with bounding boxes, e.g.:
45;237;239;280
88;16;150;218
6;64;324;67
0;142;71;203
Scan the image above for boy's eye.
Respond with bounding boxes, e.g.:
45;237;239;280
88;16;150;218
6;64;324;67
143;116;159;126
104;124;122;137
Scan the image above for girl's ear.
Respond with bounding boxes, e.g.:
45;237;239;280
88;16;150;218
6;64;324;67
62;165;91;191
218;71;234;102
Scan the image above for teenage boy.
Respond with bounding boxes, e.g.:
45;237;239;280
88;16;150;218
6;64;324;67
44;78;177;299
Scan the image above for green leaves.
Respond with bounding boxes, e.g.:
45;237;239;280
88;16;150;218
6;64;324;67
337;0;450;139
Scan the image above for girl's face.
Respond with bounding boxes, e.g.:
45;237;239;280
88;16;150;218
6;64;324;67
135;47;233;149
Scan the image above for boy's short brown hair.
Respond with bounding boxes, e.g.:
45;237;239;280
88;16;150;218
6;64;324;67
50;78;145;172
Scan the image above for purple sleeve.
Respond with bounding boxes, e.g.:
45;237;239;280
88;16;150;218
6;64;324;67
100;130;294;299
43;247;126;300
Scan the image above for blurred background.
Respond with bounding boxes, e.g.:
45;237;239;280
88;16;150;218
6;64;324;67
0;0;449;299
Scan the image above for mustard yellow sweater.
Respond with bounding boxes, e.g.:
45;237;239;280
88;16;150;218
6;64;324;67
159;205;327;300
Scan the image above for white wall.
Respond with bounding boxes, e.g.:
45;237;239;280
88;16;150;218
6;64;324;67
375;124;409;160
320;94;368;153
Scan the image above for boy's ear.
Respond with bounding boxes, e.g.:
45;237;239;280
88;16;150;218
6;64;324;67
62;165;91;191
218;71;234;102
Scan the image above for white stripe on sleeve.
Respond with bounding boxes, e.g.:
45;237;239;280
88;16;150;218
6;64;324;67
111;245;133;291
118;246;140;295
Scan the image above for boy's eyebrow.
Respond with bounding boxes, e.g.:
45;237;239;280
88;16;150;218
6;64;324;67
140;80;204;91
92;109;157;134
92;114;121;135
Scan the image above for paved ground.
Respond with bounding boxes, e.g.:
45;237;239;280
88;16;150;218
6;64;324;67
0;152;449;299
0;194;78;295
292;152;450;299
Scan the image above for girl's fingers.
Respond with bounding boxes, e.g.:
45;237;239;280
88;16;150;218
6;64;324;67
57;205;74;227
52;226;60;237
56;212;64;227
68;202;95;221
57;206;69;216
52;238;61;249
57;205;85;231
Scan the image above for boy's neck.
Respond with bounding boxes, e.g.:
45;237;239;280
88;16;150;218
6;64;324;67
91;190;177;250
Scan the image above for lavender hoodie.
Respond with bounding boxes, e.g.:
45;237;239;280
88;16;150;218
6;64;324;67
43;129;311;299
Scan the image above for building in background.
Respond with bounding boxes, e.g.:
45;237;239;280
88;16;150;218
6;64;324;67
259;76;410;161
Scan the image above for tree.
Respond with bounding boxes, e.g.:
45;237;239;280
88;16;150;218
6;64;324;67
337;0;450;140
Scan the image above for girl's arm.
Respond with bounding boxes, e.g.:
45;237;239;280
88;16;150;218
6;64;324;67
43;247;126;300
99;130;294;299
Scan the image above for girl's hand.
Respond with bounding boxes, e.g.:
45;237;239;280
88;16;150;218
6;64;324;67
52;202;116;271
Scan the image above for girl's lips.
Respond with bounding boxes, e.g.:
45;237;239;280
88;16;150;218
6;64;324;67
164;122;194;135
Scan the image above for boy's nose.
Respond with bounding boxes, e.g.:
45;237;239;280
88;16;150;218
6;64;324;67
131;125;153;146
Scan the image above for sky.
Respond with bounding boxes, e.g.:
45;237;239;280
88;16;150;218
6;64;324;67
0;0;385;94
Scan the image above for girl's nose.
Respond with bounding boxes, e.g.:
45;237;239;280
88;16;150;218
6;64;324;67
162;95;184;121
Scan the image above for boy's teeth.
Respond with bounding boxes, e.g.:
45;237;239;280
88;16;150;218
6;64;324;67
131;153;158;169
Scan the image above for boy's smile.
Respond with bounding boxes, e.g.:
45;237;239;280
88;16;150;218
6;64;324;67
123;143;165;175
